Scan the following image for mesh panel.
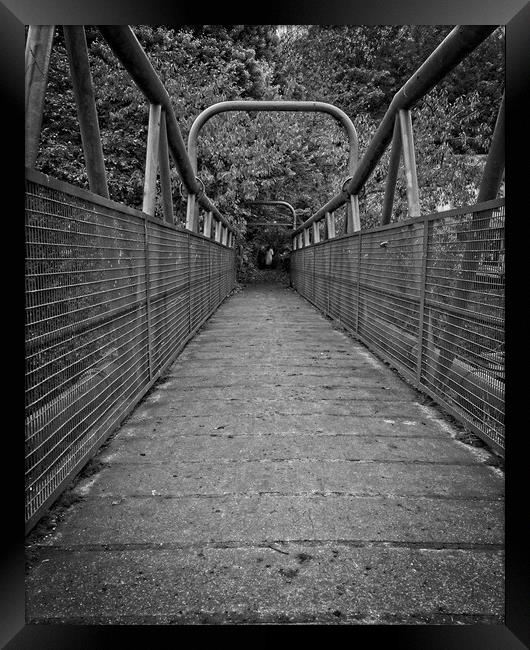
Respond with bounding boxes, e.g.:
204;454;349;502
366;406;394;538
358;222;424;374
189;235;210;332
146;223;190;377
421;204;505;450
25;172;235;528
291;249;301;292
304;246;315;303
313;245;330;314
328;238;360;331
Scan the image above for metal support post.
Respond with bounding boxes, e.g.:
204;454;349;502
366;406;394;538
381;115;402;224
325;212;336;239
398;108;420;218
25;25;55;168
313;221;321;244
143;103;162;216
158;110;174;223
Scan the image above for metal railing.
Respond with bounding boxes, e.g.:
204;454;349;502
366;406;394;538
25;169;236;532
25;25;238;532
291;199;505;454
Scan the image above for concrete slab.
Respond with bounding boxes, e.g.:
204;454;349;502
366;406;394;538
152;384;417;401
38;494;503;547
26;546;504;624
130;396;439;418
164;370;406;385
73;459;503;499
120;412;453;437
99;430;484;464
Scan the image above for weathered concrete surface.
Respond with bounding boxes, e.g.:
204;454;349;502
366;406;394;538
25;547;503;624
26;283;504;625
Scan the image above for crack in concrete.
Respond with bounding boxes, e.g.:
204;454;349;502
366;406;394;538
95;457;495;467
74;492;504;501
31;540;505;553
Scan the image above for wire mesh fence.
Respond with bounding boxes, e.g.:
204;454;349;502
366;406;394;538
291;199;505;455
25;169;236;531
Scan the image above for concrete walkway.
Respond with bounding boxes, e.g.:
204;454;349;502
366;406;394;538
25;283;504;625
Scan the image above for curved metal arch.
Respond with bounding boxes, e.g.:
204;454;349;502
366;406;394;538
187;100;359;178
247;200;299;229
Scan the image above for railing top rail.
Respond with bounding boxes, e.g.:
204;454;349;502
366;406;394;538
247;200;296;214
247;200;299;228
25;166;238;243
291;25;498;237
291;197;505;249
26;166;150;221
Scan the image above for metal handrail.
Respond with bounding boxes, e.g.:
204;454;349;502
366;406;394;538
187;100;359;179
247;200;299;229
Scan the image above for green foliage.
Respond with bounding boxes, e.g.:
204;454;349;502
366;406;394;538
35;24;504;273
274;25;504;152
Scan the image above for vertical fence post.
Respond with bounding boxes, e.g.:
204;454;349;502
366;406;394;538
325;211;336;240
63;26;109;199
186;194;197;232
398;109;421;218
25;25;55;168
349;195;361;232
214;219;222;243
312;221;320;244
203;211;213;238
303;227;310;247
416;218;430;384
143;103;162;216
158;110;174;223
381;115;402;225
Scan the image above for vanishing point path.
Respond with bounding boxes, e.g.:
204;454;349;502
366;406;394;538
26;282;504;625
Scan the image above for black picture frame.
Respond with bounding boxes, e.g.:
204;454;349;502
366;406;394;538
7;0;529;646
